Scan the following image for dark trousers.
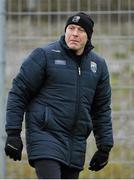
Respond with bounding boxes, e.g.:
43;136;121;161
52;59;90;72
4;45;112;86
34;159;80;179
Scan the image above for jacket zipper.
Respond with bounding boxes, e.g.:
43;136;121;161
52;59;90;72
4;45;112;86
69;64;81;167
75;65;81;122
78;66;81;76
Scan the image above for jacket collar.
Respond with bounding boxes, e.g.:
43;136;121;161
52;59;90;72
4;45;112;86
59;35;94;57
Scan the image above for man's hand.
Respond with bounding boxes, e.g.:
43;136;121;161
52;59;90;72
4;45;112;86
5;136;23;161
89;150;109;171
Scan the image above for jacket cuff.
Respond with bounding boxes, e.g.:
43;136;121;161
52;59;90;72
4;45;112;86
6;129;21;136
98;145;113;153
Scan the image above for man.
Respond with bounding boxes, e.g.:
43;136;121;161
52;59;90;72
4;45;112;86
5;12;114;179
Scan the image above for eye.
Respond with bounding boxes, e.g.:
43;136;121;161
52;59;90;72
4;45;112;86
68;26;74;30
79;28;85;32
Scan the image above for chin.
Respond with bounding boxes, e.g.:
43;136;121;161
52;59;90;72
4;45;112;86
69;45;78;51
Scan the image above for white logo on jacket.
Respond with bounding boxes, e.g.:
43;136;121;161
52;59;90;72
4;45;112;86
52;49;61;53
55;59;66;65
91;61;97;73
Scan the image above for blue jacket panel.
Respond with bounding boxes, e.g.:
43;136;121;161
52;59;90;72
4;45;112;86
6;36;113;169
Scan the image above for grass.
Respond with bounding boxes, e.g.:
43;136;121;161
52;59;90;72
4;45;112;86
6;155;36;179
114;52;127;59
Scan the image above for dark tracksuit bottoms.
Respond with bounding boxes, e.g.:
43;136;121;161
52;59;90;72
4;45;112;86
34;159;80;179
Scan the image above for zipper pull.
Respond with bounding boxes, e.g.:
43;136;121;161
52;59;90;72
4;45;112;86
78;67;81;76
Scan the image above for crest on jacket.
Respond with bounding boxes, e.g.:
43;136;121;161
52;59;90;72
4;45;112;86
91;61;97;73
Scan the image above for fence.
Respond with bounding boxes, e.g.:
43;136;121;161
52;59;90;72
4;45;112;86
2;0;134;178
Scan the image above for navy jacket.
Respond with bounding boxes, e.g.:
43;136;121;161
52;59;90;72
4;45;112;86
6;36;113;170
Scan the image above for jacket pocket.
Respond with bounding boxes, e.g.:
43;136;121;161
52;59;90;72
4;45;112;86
25;105;52;130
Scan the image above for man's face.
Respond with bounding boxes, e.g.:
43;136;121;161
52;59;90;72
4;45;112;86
65;24;88;55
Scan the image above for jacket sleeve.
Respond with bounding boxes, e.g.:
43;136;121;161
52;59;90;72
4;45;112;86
6;48;46;130
91;60;114;152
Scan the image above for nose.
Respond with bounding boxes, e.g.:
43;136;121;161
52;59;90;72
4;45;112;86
72;28;79;36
